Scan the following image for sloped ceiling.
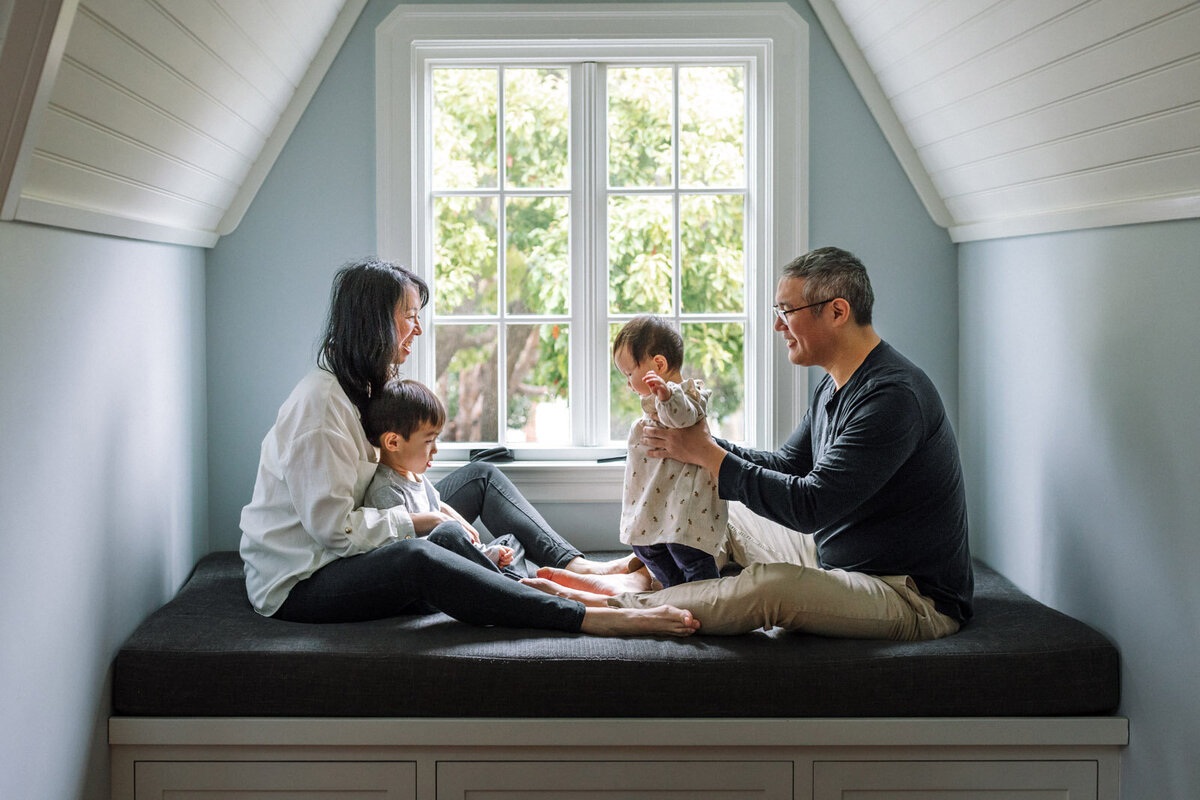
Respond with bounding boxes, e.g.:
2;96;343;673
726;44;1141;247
811;0;1200;241
0;0;364;247
2;0;1198;246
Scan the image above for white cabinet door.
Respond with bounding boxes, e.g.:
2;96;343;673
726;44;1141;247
437;760;792;799
135;761;416;799
814;760;1097;800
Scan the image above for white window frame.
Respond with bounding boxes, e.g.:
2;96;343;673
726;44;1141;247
377;3;808;498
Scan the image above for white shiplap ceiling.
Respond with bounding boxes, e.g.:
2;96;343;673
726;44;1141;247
2;1;1198;245
0;0;364;246
811;0;1200;240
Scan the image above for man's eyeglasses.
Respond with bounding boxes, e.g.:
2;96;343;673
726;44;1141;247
773;298;835;324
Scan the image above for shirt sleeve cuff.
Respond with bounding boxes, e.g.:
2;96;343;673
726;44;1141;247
717;450;748;499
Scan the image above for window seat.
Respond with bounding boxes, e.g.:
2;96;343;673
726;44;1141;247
110;551;1126;799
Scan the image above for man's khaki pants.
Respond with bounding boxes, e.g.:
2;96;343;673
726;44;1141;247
609;501;961;640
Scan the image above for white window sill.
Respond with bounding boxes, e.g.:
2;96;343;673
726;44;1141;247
426;460;626;503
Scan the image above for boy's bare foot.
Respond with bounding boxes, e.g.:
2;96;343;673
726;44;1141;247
580;605;700;637
536;566;655;596
564;553;644;575
521;577;612;607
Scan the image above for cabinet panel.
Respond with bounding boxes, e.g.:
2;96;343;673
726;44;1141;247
135;761;416;799
437;760;792;799
814;760;1096;800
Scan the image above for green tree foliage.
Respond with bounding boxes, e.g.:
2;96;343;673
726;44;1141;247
432;65;747;443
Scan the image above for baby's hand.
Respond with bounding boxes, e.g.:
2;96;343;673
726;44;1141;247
483;544;515;567
643;370;672;402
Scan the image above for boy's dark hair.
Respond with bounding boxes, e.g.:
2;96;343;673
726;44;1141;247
612;314;684;371
362;379;446;444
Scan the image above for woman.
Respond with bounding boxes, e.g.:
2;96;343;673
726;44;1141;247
239;258;697;637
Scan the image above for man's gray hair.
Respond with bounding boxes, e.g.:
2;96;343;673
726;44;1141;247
782;246;874;325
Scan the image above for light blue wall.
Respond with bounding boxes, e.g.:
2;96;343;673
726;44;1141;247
0;219;207;799
205;0;959;550
960;218;1200;800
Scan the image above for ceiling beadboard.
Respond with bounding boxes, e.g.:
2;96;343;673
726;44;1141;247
813;0;1200;241
1;0;364;247
4;1;1198;245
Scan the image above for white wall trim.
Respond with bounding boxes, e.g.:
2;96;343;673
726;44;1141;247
0;0;76;219
14;194;219;246
806;0;953;230
110;715;1130;749
949;192;1200;242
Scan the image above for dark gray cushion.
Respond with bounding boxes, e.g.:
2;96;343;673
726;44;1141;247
113;552;1119;718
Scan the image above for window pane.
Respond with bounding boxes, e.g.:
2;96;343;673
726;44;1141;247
608;67;672;188
435;196;497;315
680;66;745;187
506;196;569;315
435;324;498;443
505;68;569;189
433;69;498;189
507;323;569;444
609;322;643;442
681;321;745;441
681;194;745;313
608;195;672;314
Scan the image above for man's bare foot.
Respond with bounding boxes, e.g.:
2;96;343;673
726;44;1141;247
580;605;700;637
564;553;644;575
521;577;612;607
536;566;655;596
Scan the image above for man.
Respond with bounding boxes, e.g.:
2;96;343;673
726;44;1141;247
532;246;972;639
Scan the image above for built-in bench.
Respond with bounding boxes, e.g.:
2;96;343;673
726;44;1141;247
110;551;1127;800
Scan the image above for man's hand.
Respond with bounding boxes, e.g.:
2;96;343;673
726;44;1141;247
642;370;672;402
641;419;727;481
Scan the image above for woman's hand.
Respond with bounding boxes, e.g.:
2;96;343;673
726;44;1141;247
641;420;727;482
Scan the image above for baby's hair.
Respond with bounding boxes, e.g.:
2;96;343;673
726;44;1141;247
362;379;446;444
612;314;684;372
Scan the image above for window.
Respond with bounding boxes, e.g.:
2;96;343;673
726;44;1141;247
378;4;808;466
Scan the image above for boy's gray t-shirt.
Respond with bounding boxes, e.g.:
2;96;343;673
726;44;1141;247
364;464;439;513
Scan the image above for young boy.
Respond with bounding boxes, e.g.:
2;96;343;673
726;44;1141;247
612;315;725;587
362;379;517;575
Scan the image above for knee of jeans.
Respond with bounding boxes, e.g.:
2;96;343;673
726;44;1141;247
392;536;443;570
464;461;500;481
426;521;470;547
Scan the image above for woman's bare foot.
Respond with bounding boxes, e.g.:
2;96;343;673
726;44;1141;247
521;577;612;607
581;605;700;637
564;553;644;575
536;566;655;596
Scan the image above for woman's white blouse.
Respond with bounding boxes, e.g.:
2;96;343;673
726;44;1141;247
239;369;416;615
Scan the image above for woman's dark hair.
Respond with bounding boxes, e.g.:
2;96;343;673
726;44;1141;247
318;258;429;415
612;314;684;371
362;379;446;445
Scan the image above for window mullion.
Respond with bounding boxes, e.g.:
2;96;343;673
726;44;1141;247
571;60;610;447
672;64;682;326
497;66;508;445
568;61;587;446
